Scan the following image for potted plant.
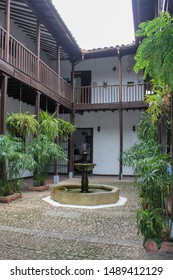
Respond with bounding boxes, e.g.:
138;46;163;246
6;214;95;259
5;111;75;190
27;111;75;189
27;134;67;189
6;112;38;140
123;113;173;251
0;135;35;202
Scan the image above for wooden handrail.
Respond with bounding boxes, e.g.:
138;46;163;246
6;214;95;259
75;83;151;105
0;25;73;103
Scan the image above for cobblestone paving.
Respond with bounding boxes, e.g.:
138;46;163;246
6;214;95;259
0;176;173;260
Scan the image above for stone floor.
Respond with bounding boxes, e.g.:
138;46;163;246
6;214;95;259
0;175;173;260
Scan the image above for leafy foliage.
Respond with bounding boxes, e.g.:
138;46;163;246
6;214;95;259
27;134;67;186
57;118;76;141
39;111;59;141
137;209;163;249
0;135;35;195
1;111;75;190
6;112;38;139
134;12;173;92
123;113;173;243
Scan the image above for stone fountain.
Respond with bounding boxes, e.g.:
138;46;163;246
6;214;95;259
74;147;96;193
50;144;120;206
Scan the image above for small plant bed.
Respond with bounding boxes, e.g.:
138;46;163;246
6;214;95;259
0;193;21;203
28;185;49;191
145;240;173;254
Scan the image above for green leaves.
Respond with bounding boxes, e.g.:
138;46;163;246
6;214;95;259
6;112;38;139
137;209;163;249
27;134;67;186
135;12;173;92
39;111;59;141
0;135;36;195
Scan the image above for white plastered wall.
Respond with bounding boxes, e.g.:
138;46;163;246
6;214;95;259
75;110;142;175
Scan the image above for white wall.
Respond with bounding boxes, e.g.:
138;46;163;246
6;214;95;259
122;110;142;175
75;110;142;175
61;55;143;86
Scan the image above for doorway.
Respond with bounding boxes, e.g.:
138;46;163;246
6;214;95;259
74;71;91;104
74;128;93;167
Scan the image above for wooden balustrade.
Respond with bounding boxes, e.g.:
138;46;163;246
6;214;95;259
0;26;6;60
75;83;151;105
0;26;73;103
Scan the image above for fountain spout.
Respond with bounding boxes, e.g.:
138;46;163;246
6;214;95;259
74;147;96;192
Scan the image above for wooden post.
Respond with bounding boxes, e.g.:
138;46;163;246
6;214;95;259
117;48;123;180
54;103;60;183
36;20;40;81
71;63;75;106
68;113;75;178
5;0;10;62
0;74;8;134
35;91;41;121
57;46;61;95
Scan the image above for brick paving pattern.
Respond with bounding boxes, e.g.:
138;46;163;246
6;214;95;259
0;176;173;260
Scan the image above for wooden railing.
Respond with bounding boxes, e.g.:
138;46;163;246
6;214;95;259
0;26;6;60
0;26;73;102
75;83;151;105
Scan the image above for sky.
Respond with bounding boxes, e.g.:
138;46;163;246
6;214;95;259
52;0;135;50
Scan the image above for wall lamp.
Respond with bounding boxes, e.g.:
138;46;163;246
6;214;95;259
97;126;101;132
132;125;136;132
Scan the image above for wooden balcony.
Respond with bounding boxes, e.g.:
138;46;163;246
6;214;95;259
0;26;73;108
75;83;150;111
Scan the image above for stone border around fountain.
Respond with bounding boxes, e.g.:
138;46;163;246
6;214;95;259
50;183;120;206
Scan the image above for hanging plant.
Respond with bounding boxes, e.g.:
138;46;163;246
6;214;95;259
6;112;38;139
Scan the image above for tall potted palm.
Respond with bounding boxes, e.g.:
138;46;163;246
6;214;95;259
0;135;35;202
28;111;75;188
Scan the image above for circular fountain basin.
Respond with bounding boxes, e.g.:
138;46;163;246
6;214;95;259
74;163;96;172
50;183;120;206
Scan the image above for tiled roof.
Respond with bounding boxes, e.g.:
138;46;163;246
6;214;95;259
81;41;137;59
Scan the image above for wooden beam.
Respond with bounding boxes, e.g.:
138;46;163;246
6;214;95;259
68;113;75;177
0;74;8;134
71;63;75;113
54;103;60;176
56;46;61;98
36;20;41;81
35;91;41;120
118;48;123;180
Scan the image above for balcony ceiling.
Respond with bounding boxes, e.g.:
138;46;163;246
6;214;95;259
0;0;82;63
132;0;173;35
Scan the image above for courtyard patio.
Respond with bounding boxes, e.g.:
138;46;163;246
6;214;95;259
0;175;172;260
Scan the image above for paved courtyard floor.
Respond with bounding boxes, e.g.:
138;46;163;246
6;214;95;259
0;175;173;260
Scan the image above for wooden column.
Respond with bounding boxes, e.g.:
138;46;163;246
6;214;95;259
117;48;123;180
36;20;41;81
5;0;10;62
0;74;8;134
68;112;75;178
68;63;75;178
35;91;41;120
54;103;60;182
71;63;75;106
57;46;61;94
